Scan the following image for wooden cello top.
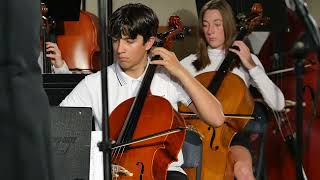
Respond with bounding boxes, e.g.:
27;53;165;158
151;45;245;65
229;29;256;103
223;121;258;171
56;10;100;73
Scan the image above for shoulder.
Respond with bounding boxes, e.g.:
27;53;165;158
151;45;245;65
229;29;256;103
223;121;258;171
180;54;199;76
154;66;181;89
84;64;117;83
180;54;197;67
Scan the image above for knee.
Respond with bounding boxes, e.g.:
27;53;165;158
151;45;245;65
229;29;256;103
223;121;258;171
233;161;255;180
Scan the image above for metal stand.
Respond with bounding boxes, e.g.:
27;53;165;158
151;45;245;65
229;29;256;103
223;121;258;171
291;0;320;179
97;0;112;179
291;41;306;180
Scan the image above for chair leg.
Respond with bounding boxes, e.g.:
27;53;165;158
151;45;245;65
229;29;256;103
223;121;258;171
196;143;203;180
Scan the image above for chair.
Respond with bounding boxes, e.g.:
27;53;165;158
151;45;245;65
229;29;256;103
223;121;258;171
182;129;203;180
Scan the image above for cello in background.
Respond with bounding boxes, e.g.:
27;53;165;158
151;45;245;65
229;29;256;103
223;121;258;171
56;10;100;73
41;3;54;73
259;8;320;180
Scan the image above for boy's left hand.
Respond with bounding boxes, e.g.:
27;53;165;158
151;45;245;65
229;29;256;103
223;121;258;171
150;47;187;78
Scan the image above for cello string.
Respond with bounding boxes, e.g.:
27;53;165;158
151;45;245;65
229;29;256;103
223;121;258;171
283;108;295;139
117;147;126;161
273;46;289;141
279;110;292;139
272;110;286;141
112;146;124;162
112;103;139;162
112;126;187;162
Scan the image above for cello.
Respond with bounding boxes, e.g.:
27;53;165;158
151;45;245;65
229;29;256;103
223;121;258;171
259;8;320;180
108;16;188;179
56;10;100;73
179;3;268;180
40;3;55;73
40;2;100;74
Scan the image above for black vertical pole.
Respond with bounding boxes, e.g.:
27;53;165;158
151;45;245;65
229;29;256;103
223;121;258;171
295;47;304;180
82;0;86;11
98;0;112;180
107;0;113;66
291;0;320;179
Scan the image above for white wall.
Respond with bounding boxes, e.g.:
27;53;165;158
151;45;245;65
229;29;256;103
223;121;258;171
306;0;320;26
85;0;320;26
85;0;199;26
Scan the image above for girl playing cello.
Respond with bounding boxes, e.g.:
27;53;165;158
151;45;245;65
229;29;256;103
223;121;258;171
180;0;285;179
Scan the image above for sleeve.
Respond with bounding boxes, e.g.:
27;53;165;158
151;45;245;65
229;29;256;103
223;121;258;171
37;52;43;73
52;60;71;74
249;54;285;111
180;54;198;77
59;76;93;107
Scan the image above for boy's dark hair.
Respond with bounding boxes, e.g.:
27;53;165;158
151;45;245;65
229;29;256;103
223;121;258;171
109;3;159;43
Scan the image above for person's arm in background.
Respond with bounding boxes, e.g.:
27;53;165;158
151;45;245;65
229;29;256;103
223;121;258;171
229;40;285;111
38;42;71;74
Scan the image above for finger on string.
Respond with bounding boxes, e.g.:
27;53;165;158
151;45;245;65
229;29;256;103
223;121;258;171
46;47;57;52
46;54;56;59
150;60;166;65
152;47;171;57
45;42;55;47
229;48;239;54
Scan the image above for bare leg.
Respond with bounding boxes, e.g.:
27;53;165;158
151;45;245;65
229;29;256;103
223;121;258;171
229;145;255;180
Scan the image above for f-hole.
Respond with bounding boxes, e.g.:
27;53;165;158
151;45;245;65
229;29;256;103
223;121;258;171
136;161;144;180
209;127;216;150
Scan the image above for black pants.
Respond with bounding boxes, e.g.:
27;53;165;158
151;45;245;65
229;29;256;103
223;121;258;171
167;171;188;180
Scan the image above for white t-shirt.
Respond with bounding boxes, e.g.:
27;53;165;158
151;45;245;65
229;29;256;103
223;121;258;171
180;47;285;111
60;62;192;174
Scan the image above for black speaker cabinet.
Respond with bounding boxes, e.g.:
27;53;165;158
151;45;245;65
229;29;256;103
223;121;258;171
50;106;92;180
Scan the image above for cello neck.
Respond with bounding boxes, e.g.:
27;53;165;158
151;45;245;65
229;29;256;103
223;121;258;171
116;62;157;144
207;4;269;94
41;3;55;74
116;16;188;144
207;28;247;95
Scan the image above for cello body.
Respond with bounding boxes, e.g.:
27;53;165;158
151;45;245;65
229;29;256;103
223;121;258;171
110;96;186;179
56;10;100;73
181;72;254;180
259;8;320;180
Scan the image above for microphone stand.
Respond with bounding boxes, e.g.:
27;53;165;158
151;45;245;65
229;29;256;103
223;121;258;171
97;0;112;179
292;0;320;55
290;0;320;179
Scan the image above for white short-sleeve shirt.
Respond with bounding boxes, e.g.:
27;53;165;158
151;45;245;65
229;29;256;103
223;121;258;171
60;62;192;173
